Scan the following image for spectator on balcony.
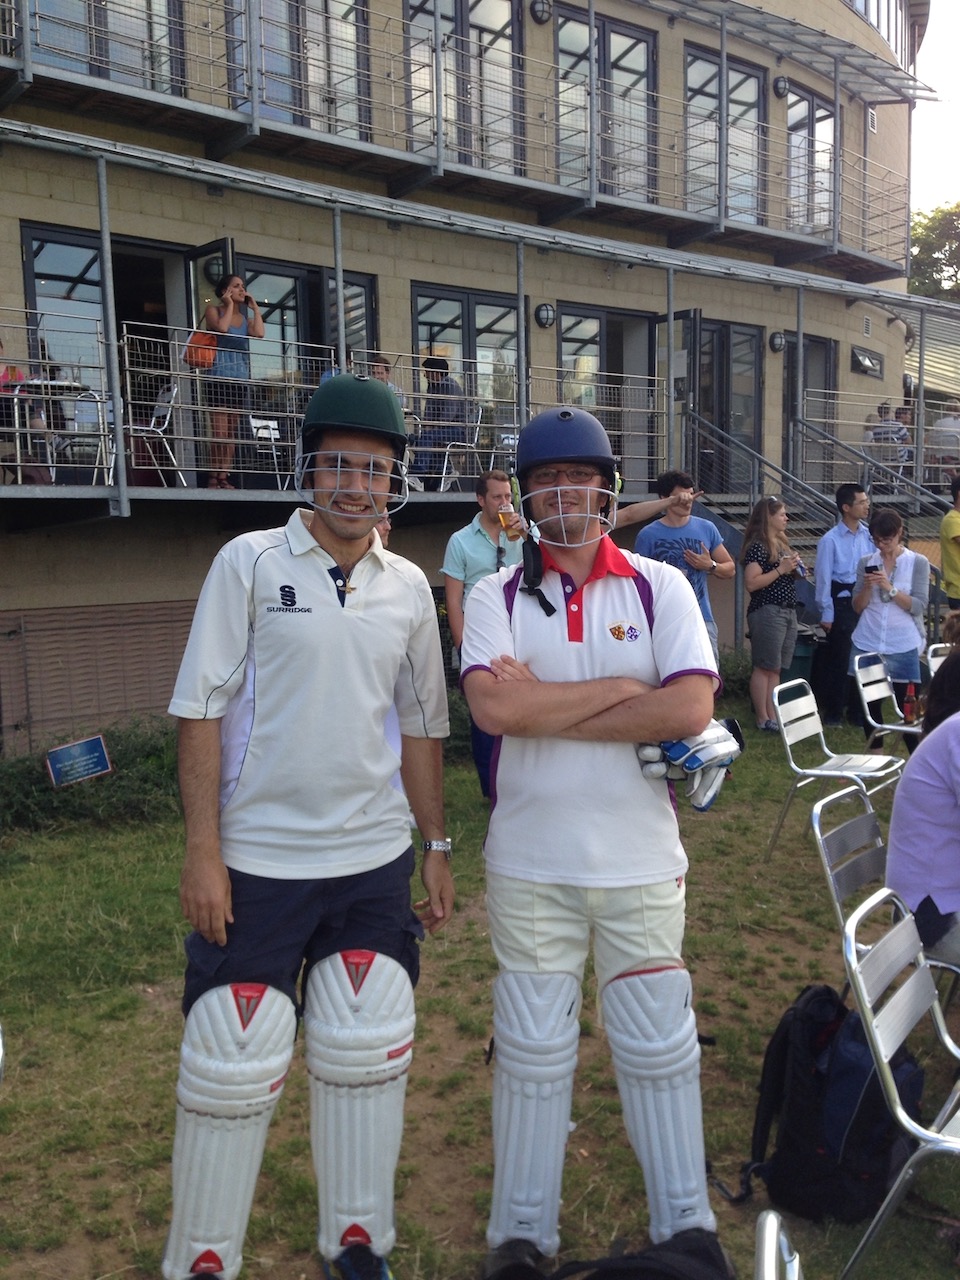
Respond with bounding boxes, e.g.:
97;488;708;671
0;333;25;439
203;274;265;489
864;400;912;472
369;352;406;407
410;356;469;491
928;400;960;484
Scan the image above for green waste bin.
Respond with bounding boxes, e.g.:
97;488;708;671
781;633;818;684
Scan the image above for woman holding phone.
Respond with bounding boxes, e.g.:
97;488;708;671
851;506;928;749
203;274;265;488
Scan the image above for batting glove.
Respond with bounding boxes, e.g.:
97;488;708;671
637;718;744;812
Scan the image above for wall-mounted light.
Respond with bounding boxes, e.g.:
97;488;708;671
534;302;557;329
530;0;552;24
768;331;786;354
773;76;790;100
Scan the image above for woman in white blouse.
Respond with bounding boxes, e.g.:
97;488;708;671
851;507;928;749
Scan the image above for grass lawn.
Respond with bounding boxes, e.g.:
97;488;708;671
1;697;958;1278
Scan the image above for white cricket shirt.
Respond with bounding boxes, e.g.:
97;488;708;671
460;536;719;887
169;509;449;878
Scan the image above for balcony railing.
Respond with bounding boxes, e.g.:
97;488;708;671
0;317;669;494
3;0;909;267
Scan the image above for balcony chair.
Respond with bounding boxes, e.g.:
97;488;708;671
70;390;114;484
753;1210;803;1280
439;403;484;492
127;383;186;487
852;652;922;751
249;417;290;490
840;886;960;1279
765;678;903;857
811;786;960;1007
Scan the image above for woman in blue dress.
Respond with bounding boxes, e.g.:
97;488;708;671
203;274;264;488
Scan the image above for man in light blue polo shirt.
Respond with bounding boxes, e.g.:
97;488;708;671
442;469;523;796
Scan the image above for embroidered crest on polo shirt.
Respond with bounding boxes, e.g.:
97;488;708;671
266;583;313;613
608;622;641;642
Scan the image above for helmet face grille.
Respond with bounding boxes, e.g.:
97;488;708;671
294;446;410;516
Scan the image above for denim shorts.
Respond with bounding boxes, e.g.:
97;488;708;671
848;645;920;683
181;846;422;1016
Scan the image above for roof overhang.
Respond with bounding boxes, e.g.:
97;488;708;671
631;0;937;105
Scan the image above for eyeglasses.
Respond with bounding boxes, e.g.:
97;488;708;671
495;544;506;569
528;465;601;486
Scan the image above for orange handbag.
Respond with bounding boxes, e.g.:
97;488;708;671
182;330;217;369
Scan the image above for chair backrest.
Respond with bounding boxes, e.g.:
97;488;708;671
754;1210;803;1280
772;679;828;760
843;886;960;1143
149;383;178;432
810;787;886;934
928;642;952;676
250;417;280;442
853;652;902;726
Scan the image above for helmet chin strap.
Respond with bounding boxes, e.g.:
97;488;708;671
518;484;616;617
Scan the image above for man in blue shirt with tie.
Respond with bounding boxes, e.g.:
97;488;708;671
814;484;873;726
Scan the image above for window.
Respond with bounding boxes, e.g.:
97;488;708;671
851;345;884;379
33;0;185;93
413;286;518;421
406;0;520;171
685;49;763;224
843;0;910;64
556;9;654;198
260;0;371;137
787;88;835;234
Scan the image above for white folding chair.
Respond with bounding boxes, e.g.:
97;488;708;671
766;679;904;857
439;403;483;492
754;1209;803;1280
927;642;952;676
812;786;960;1007
841;886;960;1278
250;417;289;489
852;652;922;749
810;787;887;943
128;383;186;486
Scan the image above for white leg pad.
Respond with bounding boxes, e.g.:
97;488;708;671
602;968;716;1244
304;950;415;1260
487;971;581;1256
162;983;296;1280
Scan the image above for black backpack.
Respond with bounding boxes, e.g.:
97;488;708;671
548;1230;732;1280
736;983;924;1223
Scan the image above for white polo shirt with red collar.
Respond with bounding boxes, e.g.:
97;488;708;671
460;535;719;887
169;508;448;879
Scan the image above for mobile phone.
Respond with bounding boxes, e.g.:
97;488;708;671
865;565;880;575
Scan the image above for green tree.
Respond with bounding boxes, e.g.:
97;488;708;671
910;202;960;300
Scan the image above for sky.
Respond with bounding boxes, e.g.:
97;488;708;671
911;4;960;214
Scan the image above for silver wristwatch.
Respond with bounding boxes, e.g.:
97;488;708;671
422;839;452;860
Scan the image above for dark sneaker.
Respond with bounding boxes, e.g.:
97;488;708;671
481;1238;546;1280
324;1244;395;1280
